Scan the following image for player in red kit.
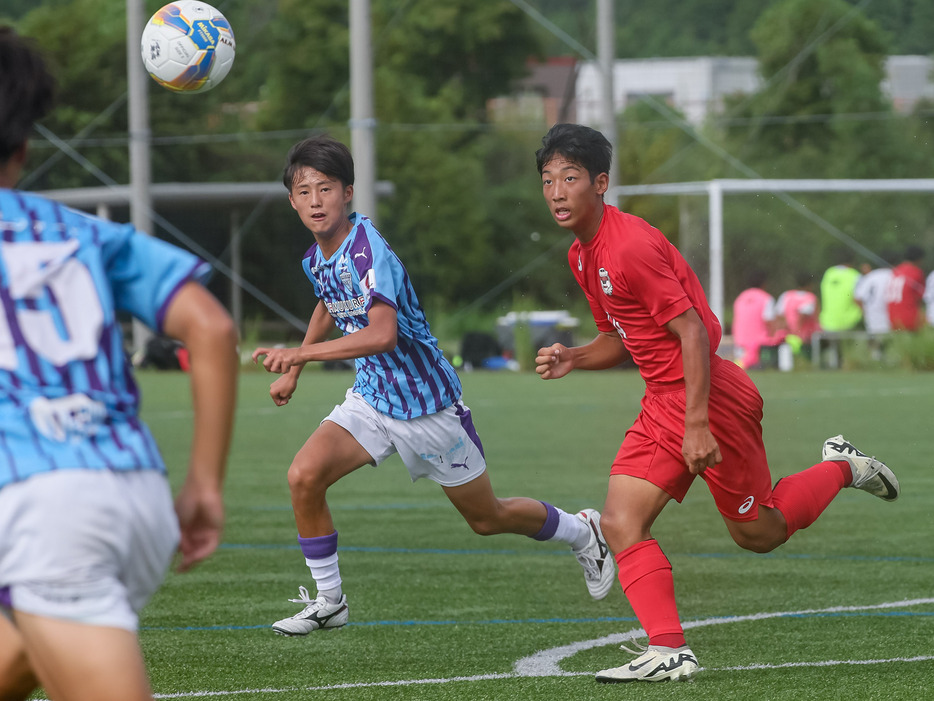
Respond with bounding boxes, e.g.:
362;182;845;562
886;245;926;332
533;124;900;684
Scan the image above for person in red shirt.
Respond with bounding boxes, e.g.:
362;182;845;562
533;124;900;684
886;245;926;331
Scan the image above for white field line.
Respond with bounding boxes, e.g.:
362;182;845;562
56;598;922;699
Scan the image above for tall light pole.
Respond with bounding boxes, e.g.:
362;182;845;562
597;0;617;190
349;0;377;223
127;0;153;352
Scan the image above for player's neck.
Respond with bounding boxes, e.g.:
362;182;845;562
0;144;27;189
315;217;354;260
574;200;606;245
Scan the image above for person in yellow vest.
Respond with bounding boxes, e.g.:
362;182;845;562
819;251;863;332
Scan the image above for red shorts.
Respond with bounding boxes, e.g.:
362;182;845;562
611;356;775;522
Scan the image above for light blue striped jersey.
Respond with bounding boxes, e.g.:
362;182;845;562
302;213;461;419
0;188;210;489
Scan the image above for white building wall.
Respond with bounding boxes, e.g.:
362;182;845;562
576;55;933;127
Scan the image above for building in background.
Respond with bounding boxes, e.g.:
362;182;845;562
493;55;934;127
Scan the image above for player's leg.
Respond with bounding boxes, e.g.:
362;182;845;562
442;467;615;599
13;611;151;701
0;612;38;701
705;357;851;552
720;436;897;552
273;420;371;636
287;420;373;537
442;472;558;537
595;474;699;683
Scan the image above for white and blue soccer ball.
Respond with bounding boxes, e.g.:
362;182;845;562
140;1;235;93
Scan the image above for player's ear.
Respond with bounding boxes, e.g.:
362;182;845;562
594;171;609;196
344;184;354;205
287;191;298;211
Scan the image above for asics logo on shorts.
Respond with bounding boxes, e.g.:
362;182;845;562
738;495;755;514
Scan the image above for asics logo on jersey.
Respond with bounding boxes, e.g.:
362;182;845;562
738;495;755;514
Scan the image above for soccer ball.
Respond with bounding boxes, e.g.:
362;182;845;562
140;1;235;93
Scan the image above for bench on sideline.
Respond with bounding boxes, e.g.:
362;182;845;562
811;330;878;369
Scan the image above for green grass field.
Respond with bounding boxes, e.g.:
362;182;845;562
55;368;934;700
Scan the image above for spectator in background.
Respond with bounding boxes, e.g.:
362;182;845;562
924;269;934;327
775;271;820;351
886;245;926;332
853;255;894;336
819;252;862;332
732;268;785;369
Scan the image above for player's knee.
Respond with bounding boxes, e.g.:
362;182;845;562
731;529;783;554
286;460;330;498
599;509;648;553
462;513;502;537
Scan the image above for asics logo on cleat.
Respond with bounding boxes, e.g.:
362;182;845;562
826;439;863;456
646;652;697;678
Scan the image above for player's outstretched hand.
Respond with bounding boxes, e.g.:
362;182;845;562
535;343;573;380
174;481;224;573
252;346;303;374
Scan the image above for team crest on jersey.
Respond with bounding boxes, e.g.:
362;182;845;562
599;267;613;295
338;264;353;292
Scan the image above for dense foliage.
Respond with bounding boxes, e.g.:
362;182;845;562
5;0;934;331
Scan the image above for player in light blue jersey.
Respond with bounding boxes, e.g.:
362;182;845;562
252;135;614;636
0;27;239;701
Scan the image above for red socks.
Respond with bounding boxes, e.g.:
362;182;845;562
771;461;850;540
616;539;686;648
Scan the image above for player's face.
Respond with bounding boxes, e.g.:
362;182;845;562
288;166;354;244
541;157;608;242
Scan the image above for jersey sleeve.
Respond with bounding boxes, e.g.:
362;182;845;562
616;232;691;328
351;230;400;312
102;224;211;332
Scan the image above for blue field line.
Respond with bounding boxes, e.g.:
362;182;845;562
141;609;934;634
218;542;934;564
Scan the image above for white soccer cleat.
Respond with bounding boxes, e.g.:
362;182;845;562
271;586;349;636
595;644;699;683
821;434;899;502
574;509;616;601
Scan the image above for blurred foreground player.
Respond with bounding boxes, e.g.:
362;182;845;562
0;27;239;701
533;123;900;683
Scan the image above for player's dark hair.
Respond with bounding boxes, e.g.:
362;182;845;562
904;244;924;263
283;135;355;190
0;26;56;164
535;123;611;182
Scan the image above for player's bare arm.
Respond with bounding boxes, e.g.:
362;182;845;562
535;331;630;379
162;281;239;572
666;308;721;475
255;301;334;405
254;300;398;375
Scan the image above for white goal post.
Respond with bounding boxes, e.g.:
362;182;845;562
608;178;934;323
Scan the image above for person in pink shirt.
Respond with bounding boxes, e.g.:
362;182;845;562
776;271;821;345
732;269;786;369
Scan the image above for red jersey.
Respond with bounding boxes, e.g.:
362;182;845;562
570;204;722;383
886;261;925;331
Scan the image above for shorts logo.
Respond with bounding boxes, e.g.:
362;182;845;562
738;496;755;515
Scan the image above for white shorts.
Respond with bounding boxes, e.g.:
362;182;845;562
325;389;487;487
0;469;179;632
